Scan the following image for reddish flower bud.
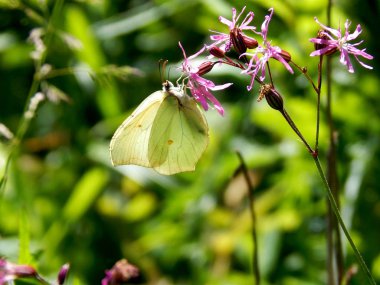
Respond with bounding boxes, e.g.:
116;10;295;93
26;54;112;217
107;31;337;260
197;61;215;76
242;34;258;49
209;46;225;58
314;29;338;56
0;258;40;283
57;263;70;285
259;84;284;111
230;27;247;56
279;49;291;62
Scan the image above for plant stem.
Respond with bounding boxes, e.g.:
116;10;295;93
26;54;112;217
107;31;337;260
315;56;323;154
313;156;376;285
236;151;260;285
275;103;375;284
280;109;315;156
325;0;344;282
0;0;65;194
291;61;319;94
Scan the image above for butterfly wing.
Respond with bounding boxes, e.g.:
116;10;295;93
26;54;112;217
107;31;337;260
148;93;209;175
109;91;165;167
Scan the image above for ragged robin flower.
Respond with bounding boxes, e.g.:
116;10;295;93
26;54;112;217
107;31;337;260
209;6;257;56
179;42;232;116
310;18;373;73
242;8;294;90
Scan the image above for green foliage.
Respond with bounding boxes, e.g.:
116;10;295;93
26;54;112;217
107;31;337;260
0;0;379;284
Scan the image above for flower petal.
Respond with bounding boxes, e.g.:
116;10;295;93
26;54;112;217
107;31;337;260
314;17;341;38
209;82;233;91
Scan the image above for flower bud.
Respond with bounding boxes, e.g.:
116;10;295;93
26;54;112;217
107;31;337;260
230;28;247;56
11;265;37;278
279;49;291;62
197;61;215;76
57;263;70;285
0;258;39;283
314;29;338;55
242;34;258;49
259;84;284;111
209;46;225;58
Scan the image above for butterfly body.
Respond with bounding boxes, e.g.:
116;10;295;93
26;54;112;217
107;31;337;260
110;81;209;175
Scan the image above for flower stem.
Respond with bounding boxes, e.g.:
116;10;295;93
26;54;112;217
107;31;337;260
280;109;315;156
0;0;66;195
312;156;377;285
315;56;323;154
290;61;319;94
236;151;260;285
325;1;344;282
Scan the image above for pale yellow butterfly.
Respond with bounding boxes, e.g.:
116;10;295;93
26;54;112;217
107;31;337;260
110;80;209;175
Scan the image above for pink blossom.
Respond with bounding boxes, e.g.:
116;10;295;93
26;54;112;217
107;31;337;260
242;8;294;90
310;18;373;73
102;259;139;285
209;6;256;53
179;42;232;116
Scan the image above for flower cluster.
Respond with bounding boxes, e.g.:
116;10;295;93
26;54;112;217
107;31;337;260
177;6;373;114
179;42;232;116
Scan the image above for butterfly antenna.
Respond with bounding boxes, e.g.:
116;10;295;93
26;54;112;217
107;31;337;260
167;64;174;82
158;59;168;83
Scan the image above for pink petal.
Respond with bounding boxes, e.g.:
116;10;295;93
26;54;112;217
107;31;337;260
219;16;233;28
346;24;362;41
310;46;336;56
210;82;233;91
260;8;274;40
340;49;354;73
188;46;206;60
202;89;225;115
314;17;341;38
240;10;255;30
353;54;373;69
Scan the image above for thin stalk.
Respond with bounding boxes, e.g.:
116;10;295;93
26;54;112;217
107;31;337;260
291;61;319;94
326;0;345;283
266;62;274;87
280;109;315;156
326;195;335;285
274;102;375;284
236;151;260;285
315;56;323;154
0;0;66;194
313;156;376;285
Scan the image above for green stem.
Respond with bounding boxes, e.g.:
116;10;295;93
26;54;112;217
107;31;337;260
325;1;344;283
236;152;260;285
0;0;66;195
291;61;319;94
313;156;376;285
280;109;315;156
315;56;323;154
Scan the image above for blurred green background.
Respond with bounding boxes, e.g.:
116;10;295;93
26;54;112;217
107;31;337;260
0;0;379;284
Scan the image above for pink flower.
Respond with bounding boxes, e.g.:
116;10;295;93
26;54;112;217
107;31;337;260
102;259;139;285
242;8;293;90
310;18;373;73
179;42;232;116
209;6;256;53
